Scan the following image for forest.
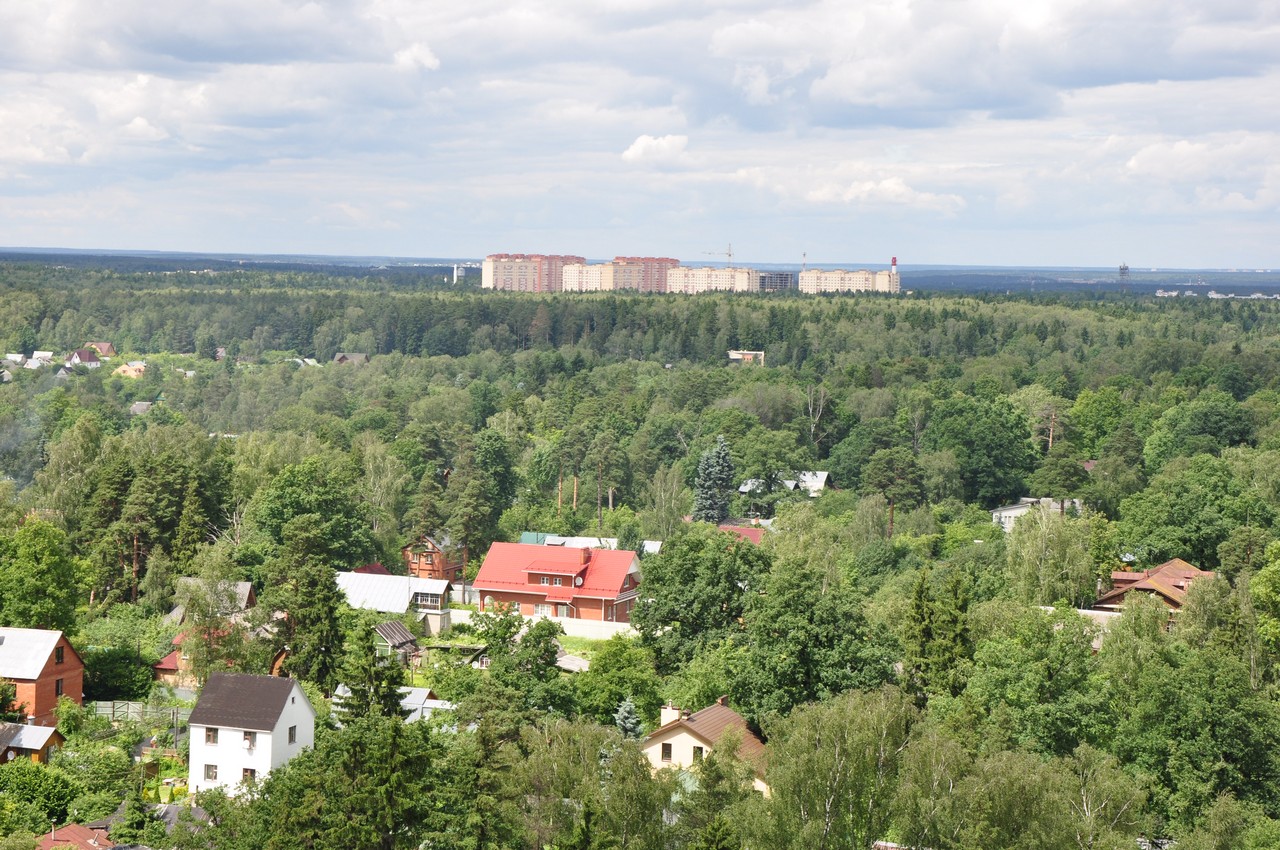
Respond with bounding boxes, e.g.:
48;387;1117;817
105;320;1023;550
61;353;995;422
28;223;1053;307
5;261;1280;849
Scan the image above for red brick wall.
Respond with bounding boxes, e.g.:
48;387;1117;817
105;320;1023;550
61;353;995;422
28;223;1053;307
475;591;632;622
7;636;83;725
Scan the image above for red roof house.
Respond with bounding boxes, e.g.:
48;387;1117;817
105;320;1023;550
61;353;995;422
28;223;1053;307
37;824;115;850
472;542;640;622
718;524;765;545
1092;558;1216;612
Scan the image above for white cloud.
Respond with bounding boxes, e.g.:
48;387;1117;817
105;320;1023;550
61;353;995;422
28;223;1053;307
622;134;689;165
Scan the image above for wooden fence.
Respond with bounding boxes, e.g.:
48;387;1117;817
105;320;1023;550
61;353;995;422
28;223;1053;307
88;701;191;727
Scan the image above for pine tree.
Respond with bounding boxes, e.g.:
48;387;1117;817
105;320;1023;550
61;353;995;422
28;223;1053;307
171;476;208;568
692;816;741;850
337;627;410;722
692;436;734;524
614;696;642;739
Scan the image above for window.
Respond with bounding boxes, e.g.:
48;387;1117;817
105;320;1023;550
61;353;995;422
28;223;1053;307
55;678;63;696
243;731;256;749
55;646;64;664
534;604;552;618
661;743;672;762
204;764;218;781
243;768;256;781
553;577;563;587
288;725;297;745
412;592;441;610
693;746;704;763
206;728;219;745
540;576;550;586
556;604;571;618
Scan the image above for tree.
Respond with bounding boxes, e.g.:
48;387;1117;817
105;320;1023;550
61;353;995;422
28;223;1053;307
0;520;78;631
614;697;643;739
270;515;347;695
1005;503;1096;608
573;634;662;726
750;687;915;850
336;628;410;722
862;447;924;537
250;456;377;570
692;436;734;524
922;394;1036;507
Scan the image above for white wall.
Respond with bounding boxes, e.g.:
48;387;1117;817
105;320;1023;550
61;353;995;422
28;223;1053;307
449;607;634;640
188;682;314;796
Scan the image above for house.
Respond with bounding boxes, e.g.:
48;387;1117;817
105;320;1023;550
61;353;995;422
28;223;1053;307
373;621;419;662
36;823;115;850
1092;558;1216;613
27;351;55;369
332;352;370;365
738;471;829;499
66;349;102;369
290;357;320;368
0;628;84;725
518;531;662;556
991;497;1085;533
166;578;257;625
335;572;453;635
0;721;65;763
112;361;146;379
354;562;392;576
187;673;315;796
401;534;464;581
332;684;455;723
727;350;765;366
2;353;25;366
717;524;765;545
643;697;768;794
85;342;117;358
472;542;640;622
128;401;153;416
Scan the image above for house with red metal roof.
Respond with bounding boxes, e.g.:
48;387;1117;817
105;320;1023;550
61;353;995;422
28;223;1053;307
472;542;640;622
1092;558;1216;613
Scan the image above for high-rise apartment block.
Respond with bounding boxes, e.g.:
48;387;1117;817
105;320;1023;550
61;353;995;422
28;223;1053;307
666;267;763;294
798;263;901;294
482;254;586;292
562;257;680;293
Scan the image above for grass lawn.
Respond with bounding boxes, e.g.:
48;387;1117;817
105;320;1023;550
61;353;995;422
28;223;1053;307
555;635;612;661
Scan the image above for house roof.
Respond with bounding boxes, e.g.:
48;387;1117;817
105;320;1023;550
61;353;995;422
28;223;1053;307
0;628;66;680
153;649;181;672
69;348;101;364
473;542;638;602
373;621;418;649
86;342;116;356
717;525;765;545
647;697;766;765
335;572;451;613
354;562;392;575
1093;558;1216;610
520;532;662;555
36;823;115;850
0;722;62;751
188;673;312;732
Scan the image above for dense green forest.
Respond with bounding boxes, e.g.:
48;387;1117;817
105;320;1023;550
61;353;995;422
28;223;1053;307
6;262;1280;848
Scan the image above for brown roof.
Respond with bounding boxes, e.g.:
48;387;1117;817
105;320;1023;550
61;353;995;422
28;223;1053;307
1094;558;1215;610
188;673;307;731
648;697;766;764
37;824;115;850
374;621;418;650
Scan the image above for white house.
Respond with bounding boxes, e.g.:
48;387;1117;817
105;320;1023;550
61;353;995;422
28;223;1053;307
187;673;315;796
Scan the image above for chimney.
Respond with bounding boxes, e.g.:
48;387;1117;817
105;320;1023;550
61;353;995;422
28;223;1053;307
660;704;682;726
27;714;35;726
579;547;591;565
715;695;728;706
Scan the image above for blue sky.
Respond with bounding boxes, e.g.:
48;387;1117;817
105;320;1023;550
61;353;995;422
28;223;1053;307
1;0;1276;267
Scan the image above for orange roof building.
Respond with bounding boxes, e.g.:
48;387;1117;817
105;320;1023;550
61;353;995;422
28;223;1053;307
472;542;639;622
1092;558;1216;612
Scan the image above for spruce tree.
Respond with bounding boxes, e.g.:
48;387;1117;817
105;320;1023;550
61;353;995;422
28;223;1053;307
337;627;410;722
692;436;734;524
614;696;643;739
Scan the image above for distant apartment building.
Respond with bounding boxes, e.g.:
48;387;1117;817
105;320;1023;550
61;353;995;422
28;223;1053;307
666;266;763;294
482;254;586;293
798;266;901;294
759;271;798;292
562;257;679;293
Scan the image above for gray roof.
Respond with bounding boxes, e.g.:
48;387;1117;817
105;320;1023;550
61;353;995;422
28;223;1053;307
188;673;312;731
169;578;255;621
373;621;418;650
336;572;451;614
0;722;60;751
0;628;65;680
536;534;662;555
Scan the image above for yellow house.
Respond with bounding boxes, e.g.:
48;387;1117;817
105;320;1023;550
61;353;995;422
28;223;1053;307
0;722;64;763
642;697;769;795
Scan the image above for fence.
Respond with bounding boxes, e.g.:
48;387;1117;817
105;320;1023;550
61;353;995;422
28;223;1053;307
88;701;191;728
449;607;635;640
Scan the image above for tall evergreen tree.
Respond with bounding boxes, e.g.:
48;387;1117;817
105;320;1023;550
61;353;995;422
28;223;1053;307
337;628;410;722
692;436;734;524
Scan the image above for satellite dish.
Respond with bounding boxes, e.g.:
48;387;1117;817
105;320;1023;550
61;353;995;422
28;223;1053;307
574;576;584;587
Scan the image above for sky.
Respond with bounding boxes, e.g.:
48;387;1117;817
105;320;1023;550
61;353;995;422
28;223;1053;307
1;0;1277;268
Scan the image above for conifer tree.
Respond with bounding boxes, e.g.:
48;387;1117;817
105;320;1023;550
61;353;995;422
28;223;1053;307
692;436;734;524
337;627;410;722
614;696;642;739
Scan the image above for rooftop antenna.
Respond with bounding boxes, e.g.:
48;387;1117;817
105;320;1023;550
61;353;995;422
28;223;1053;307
1118;262;1130;284
703;243;733;269
801;251;807;274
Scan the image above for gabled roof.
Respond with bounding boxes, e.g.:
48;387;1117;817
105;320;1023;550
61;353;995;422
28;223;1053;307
333;352;369;363
36;823;115;850
335;572;451;613
521;532;662;555
0;721;62;751
473;542;638;601
354;562;392;575
718;525;765;545
70;348;100;363
1093;558;1216;610
188;673;311;731
86;342;116;357
0;628;67;680
647;697;765;765
373;621;418;650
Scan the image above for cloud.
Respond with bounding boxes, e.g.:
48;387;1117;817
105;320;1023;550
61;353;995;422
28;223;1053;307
622;134;689;165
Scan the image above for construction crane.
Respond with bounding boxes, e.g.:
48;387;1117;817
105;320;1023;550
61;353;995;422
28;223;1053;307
703;242;733;269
